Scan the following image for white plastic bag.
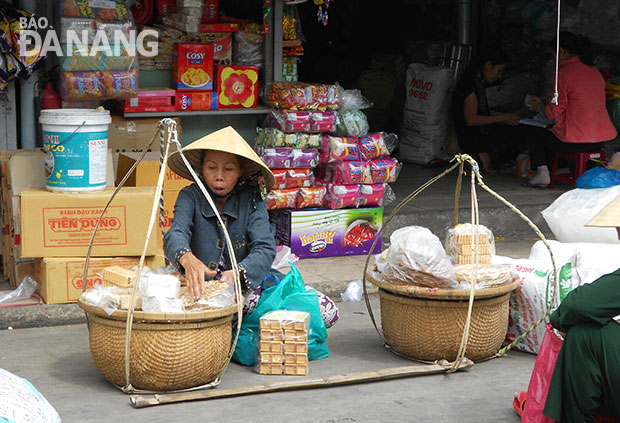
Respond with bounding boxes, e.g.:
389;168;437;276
341;280;362;302
541;186;620;243
271;245;299;270
0;368;61;423
384;226;456;287
0;276;37;305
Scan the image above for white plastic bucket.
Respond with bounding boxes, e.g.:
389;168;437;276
39;109;112;192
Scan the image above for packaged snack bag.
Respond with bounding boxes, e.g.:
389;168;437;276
296;186;326;209
266;188;299;210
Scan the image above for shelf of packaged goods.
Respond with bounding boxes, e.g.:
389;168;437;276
123;105;273;118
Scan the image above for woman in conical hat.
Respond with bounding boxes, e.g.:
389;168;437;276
528;196;620;421
163;127;339;328
164;126;280;301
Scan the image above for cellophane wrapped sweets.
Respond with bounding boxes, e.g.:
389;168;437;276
382;226;458;289
257;310;310;376
320;135;360;162
58;0;140;100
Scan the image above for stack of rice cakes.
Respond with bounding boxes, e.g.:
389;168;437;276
448;224;492;265
258;310;310;376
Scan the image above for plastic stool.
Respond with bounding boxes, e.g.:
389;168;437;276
549;150;606;188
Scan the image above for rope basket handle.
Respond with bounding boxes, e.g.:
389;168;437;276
361;154;559;370
80;119;244;394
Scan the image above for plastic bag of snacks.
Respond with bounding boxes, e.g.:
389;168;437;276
362;157;401;184
335;110;369;137
267;82;340;110
266;188;299;210
324;160;364;185
323;183;360;210
58;0;139;100
383;226;458;289
444;223;496;266
320;136;360;163
296;186;326;208
285;169;313;188
358;132;398;161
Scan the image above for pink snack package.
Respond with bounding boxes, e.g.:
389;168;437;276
285;169;313;188
296;186;327;209
272;169;287;189
359;184;385;207
261;148;293;169
321;135;360;163
310;111;337;133
325;160;364;184
359;133;391;161
363;157;401;183
325;184;360;210
291;149;320;168
270;110;311;132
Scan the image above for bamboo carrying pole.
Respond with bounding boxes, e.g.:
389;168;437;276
129;363;459;408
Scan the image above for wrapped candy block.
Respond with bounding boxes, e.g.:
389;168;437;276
269;110;337;133
320;136;360;163
324;161;364;185
266;188;299;210
60;69;139;100
359;184;385;207
296;186;326;209
276;111;311;132
359;133;392;161
324;184;360;210
362;157;402;184
256;128;322;149
285;169;313;188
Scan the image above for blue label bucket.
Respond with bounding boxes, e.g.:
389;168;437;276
39;109;112;192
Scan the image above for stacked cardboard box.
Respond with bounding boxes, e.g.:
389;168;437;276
116;152;192;247
258;310;310;376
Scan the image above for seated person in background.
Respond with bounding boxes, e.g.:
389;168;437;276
523;31;617;188
543;195;620;422
164;127;339;328
452;47;521;173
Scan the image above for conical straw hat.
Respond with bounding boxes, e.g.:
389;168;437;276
168;126;275;189
585;194;620;228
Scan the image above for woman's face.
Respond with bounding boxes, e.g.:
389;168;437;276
202;150;241;196
483;61;505;84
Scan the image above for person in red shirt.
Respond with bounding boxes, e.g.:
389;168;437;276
523;31;617;188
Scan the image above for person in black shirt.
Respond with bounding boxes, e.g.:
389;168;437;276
452;47;521;173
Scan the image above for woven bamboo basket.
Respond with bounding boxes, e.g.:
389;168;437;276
79;301;235;391
378;288;510;362
366;269;516;362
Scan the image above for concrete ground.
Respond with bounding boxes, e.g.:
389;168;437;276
0;298;534;423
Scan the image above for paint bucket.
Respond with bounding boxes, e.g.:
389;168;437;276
39;108;112;192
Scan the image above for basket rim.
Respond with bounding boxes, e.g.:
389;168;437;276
366;267;518;300
78;298;237;322
378;287;511;307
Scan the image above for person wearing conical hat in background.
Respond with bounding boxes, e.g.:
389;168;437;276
164;127;339;327
531;195;620;422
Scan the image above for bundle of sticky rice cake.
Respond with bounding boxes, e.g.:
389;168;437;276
445;223;493;265
258;310;309;376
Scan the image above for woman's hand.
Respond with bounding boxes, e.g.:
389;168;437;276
525;95;543;112
179;252;217;300
502;113;520;126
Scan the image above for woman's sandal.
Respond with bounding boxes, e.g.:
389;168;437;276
513;391;527;417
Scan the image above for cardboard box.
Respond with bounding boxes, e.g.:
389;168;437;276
216;65;259;108
107;116;182;153
274;207;383;258
202;0;218;23
185;32;232;65
176;91;218;111
116;152;192;191
20;188;161;258
35;255;165;304
174;43;214;91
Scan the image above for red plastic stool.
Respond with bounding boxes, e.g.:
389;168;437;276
549;150;606;188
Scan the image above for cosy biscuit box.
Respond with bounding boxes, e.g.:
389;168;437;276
20;187;161;258
174;43;214;91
